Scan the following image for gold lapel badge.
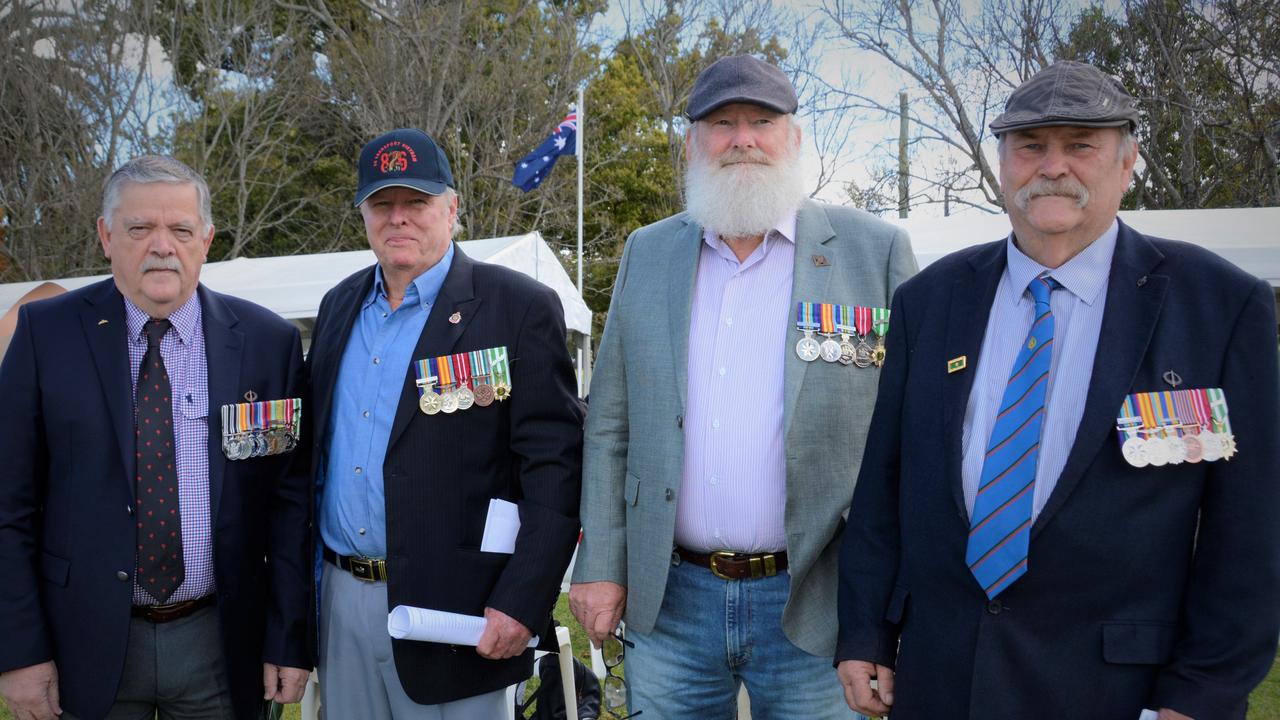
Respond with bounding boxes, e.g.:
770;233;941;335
448;311;462;324
812;254;829;267
97;319;109;325
244;390;258;402
947;356;967;374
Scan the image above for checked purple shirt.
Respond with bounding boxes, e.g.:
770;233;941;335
124;292;213;605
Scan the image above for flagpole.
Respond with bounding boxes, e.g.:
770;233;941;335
576;83;585;294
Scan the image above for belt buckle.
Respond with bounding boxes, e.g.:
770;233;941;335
350;557;382;582
750;554;778;579
709;551;737;580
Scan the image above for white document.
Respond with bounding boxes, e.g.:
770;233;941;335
387;605;538;647
480;498;521;554
1138;710;1159;720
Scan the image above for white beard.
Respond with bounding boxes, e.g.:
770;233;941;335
684;140;807;238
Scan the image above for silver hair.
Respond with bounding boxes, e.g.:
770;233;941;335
102;155;213;232
443;187;464;238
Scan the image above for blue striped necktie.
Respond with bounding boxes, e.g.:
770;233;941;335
967;275;1059;599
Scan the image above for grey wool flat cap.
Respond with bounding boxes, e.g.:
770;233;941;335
990;60;1139;135
686;55;799;121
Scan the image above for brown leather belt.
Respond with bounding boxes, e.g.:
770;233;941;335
131;594;216;623
324;546;388;582
676;547;788;580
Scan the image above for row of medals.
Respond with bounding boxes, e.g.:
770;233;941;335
1119;425;1236;468
417;376;510;415
796;330;885;368
223;427;298;460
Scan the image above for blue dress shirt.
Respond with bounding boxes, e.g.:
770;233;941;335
321;244;454;558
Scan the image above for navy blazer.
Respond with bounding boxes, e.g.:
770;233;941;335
837;222;1280;719
307;247;583;704
0;280;311;720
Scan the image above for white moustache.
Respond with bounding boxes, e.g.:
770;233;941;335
140;257;183;273
1014;178;1090;211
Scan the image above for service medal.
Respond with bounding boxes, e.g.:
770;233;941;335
474;383;496;407
455;386;475;411
1181;433;1204;463
794;303;821;362
419;392;442;415
440;390;460;414
1144;435;1171;467
1121;436;1149;468
820;338;842;363
796;336;820;362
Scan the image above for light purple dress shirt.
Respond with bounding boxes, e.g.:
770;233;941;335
675;213;797;554
124;292;213;604
961;221;1117;520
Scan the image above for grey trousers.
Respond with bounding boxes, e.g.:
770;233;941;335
65;604;234;720
318;562;507;720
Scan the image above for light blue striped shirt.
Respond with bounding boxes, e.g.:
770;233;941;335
961;221;1117;520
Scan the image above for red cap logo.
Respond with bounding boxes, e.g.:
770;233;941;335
373;141;418;174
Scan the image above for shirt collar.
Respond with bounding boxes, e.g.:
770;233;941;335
124;288;202;344
368;243;456;311
701;210;798;260
1004;219;1118;307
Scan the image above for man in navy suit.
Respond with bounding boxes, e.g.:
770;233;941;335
307;128;582;717
836;61;1280;719
0;156;311;719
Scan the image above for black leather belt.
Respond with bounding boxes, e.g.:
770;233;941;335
131;594;216;623
676;547;788;580
324;546;388;582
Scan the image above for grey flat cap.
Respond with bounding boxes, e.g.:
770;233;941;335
686;55;798;121
990;60;1139;135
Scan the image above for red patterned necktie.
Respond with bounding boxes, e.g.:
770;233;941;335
135;318;184;602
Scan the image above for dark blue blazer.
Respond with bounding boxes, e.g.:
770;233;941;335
307;247;583;704
837;221;1280;719
0;280;311;720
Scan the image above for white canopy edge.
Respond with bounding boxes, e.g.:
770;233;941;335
890;207;1280;286
0;232;594;335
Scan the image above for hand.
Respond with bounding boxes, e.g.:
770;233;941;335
0;661;61;720
1157;710;1193;720
476;607;534;660
262;663;310;704
568;581;627;649
837;659;894;717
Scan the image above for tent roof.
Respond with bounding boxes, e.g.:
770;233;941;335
0;232;593;335
890;207;1280;286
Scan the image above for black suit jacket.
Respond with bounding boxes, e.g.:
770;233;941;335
837;222;1280;719
308;246;583;704
0;280;312;720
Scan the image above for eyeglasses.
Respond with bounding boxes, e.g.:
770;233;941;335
601;627;643;718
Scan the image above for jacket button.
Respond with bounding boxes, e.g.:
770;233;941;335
116;571;130;582
665;488;674;501
986;599;1003;615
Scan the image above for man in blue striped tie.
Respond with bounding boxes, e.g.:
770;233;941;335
836;61;1280;720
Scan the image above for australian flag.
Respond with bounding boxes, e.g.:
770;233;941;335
512;110;577;192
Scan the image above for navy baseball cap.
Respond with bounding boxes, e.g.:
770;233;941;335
354;128;455;206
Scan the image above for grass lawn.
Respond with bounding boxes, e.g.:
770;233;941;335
4;602;1278;719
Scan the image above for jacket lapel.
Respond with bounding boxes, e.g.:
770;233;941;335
944;243;1006;518
667;219;703;413
782;201;836;437
79;281;135;499
200;285;244;526
1032;222;1167;537
387;247;481;449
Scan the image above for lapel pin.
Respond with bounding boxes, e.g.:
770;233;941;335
97;319;109;325
1163;370;1182;388
244;390;258;402
812;254;829;267
947;356;967;373
448;311;462;324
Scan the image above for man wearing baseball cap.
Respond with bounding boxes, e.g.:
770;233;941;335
837;60;1280;719
570;55;916;717
307;128;583;716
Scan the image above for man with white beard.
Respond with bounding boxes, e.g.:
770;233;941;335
570;55;918;718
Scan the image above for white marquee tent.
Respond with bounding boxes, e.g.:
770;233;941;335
890;207;1280;287
0;231;592;334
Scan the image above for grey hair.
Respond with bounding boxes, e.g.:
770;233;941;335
102;155;213;232
443;187;464;238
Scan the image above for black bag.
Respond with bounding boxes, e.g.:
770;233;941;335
515;653;602;720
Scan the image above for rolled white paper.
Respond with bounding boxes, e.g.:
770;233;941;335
387;605;538;647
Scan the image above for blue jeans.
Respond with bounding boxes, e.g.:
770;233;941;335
626;555;866;719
